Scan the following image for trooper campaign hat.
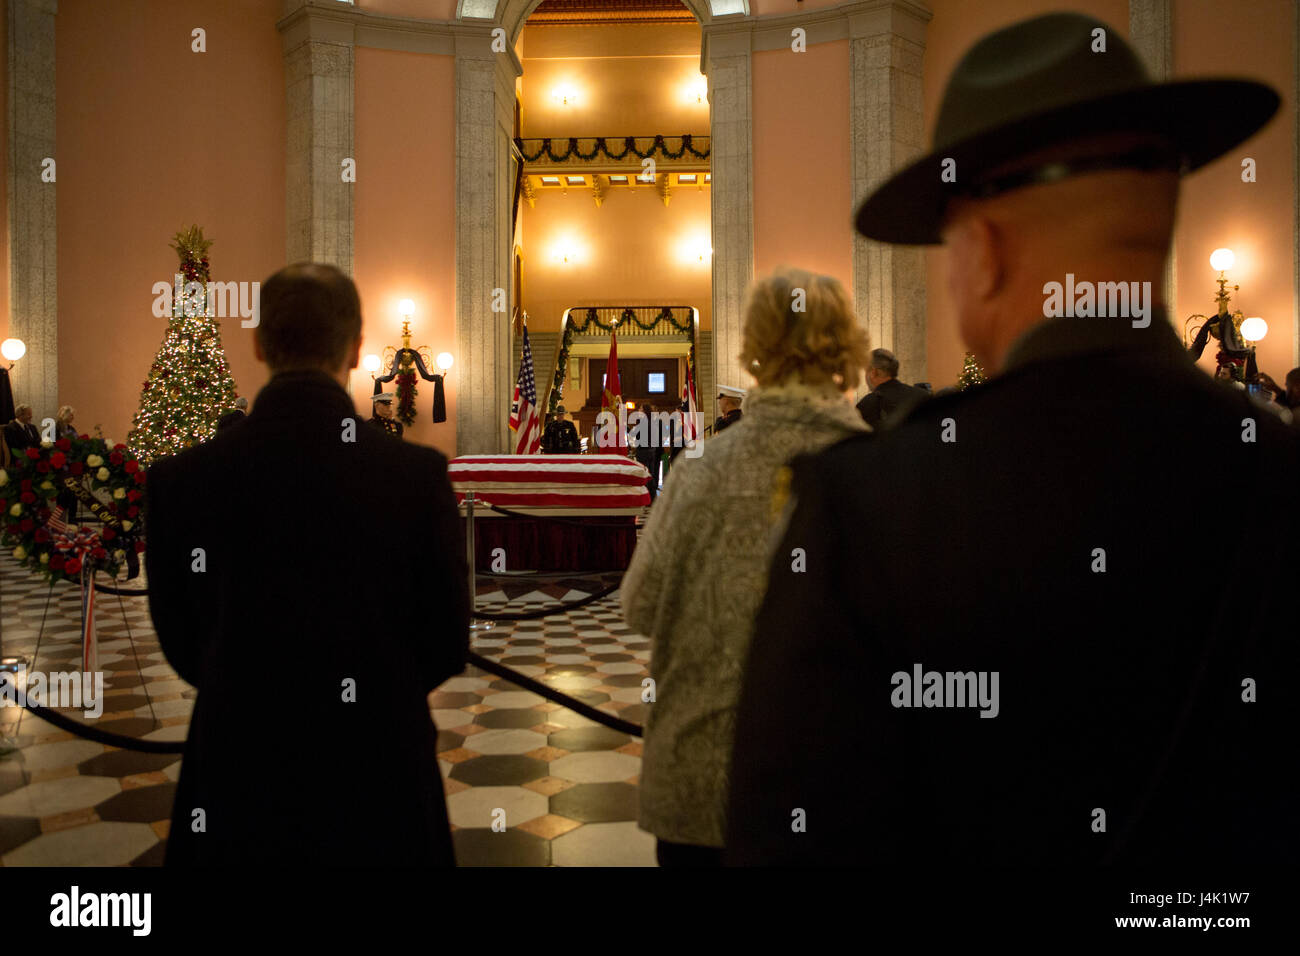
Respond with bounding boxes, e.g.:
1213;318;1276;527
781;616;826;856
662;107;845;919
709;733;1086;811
853;12;1279;245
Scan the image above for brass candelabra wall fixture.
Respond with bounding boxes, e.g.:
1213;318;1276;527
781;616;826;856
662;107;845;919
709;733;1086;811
1184;248;1266;382
364;301;454;427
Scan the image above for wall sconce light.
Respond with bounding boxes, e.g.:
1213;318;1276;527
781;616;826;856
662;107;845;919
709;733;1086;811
399;299;416;320
553;238;581;264
1;337;26;370
551;84;578;107
685;76;708;105
437;352;454;373
1185;246;1258;382
362;353;382;374
1240;316;1267;343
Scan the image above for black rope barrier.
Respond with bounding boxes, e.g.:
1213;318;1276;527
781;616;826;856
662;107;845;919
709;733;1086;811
467;651;643;737
478;500;642;529
18;700;186;753
94;582;149;596
471;582;621;621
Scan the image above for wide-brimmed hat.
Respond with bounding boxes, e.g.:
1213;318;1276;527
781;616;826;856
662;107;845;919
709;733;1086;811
854;12;1279;245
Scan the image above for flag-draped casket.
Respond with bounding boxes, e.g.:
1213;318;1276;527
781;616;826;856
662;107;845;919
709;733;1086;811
449;454;650;571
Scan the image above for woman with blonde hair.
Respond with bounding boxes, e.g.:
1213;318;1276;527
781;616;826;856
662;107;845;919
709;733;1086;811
55;405;77;440
621;266;871;866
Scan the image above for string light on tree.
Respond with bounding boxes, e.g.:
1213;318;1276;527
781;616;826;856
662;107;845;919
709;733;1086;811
126;226;240;465
958;352;986;389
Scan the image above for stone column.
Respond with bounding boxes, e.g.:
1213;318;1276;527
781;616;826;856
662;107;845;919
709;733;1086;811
280;8;354;271
705;32;754;396
849;1;930;390
454;32;520;454
1129;0;1176;322
6;0;57;420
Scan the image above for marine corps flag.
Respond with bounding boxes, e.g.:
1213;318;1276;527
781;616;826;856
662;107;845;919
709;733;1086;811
601;329;626;453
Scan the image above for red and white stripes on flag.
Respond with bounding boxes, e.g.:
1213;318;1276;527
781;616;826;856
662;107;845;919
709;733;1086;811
49;510;100;673
509;327;542;455
682;363;700;443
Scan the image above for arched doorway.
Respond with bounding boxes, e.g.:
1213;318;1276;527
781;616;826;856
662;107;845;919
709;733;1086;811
453;0;754;454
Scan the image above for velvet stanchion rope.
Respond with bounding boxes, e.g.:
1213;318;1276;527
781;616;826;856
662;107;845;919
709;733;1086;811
467;650;643;737
19;699;186;753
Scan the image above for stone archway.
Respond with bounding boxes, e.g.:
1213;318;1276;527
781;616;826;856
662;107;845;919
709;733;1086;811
452;0;753;453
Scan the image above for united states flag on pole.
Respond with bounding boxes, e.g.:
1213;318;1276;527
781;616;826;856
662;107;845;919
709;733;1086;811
509;328;542;454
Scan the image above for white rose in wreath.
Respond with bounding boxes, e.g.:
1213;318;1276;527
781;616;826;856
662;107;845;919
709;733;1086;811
113;487;126;500
86;454;104;467
96;466;110;481
113;549;125;563
121;520;133;531
40;480;54;491
0;468;8;486
40;552;49;564
13;546;26;561
8;503;19;517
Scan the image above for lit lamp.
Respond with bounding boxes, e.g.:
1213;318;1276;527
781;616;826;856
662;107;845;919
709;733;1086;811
1185;248;1258;382
1240;316;1267;344
1;338;26;368
370;299;451;424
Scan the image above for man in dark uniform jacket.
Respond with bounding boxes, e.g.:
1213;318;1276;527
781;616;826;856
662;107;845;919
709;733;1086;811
713;386;743;434
855;348;928;430
368;392;403;438
540;404;580;453
727;14;1297;867
147;263;468;866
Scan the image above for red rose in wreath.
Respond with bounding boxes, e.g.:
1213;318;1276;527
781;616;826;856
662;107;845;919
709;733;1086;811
0;435;147;585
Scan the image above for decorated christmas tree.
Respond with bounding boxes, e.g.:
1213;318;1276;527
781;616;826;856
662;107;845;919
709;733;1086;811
127;226;240;464
957;351;986;390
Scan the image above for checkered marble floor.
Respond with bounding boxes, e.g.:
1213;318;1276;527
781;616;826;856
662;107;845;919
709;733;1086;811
0;554;655;866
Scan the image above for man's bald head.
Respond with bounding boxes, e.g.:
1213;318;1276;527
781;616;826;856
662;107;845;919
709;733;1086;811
940;134;1179;373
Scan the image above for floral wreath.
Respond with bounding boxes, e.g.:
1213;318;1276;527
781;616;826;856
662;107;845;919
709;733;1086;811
0;435;147;584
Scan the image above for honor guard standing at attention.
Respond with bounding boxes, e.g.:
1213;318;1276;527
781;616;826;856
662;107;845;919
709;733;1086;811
369;392;403;438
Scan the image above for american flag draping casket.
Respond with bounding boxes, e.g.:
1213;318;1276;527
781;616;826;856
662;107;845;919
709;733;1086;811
448;455;651;510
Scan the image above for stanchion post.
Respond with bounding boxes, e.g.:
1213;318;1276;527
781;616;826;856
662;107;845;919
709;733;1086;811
465;491;493;632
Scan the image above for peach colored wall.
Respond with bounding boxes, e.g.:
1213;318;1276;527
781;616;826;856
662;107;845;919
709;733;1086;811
521;185;712;332
56;0;285;445
751;40;852;305
921;0;1129;385
0;0;8;353
353;46;458;457
358;0;459;21
1174;0;1296;381
521;23;707;138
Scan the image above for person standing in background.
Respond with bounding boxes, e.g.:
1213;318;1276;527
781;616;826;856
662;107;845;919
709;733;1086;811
368;392;403;438
855;349;928;430
216;396;249;432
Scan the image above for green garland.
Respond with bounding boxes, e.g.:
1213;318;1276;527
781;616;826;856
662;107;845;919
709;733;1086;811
547;307;696;413
517;134;710;164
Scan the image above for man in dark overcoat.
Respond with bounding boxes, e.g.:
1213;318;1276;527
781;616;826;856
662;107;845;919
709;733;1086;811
147;263;469;865
727;13;1298;867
